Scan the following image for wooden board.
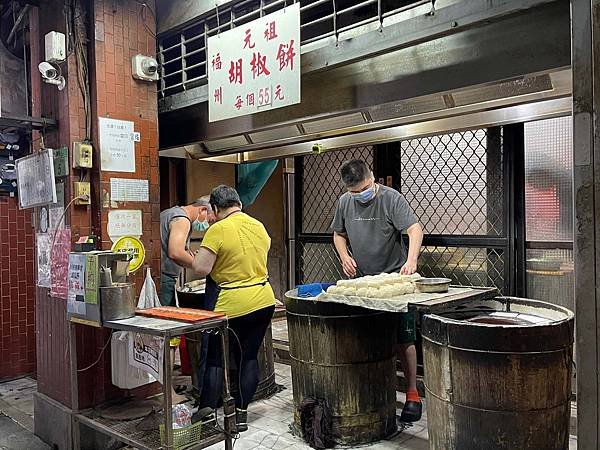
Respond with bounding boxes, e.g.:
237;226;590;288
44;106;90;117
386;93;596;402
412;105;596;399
135;306;225;323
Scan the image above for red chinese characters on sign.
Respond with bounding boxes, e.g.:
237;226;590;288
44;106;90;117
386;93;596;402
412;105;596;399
229;59;243;84
212;53;222;70
275;84;284;100
235;95;244;110
250;52;271;79
243;29;255;49
276;40;296;71
264;21;278;41
246;93;255;106
214;87;223;104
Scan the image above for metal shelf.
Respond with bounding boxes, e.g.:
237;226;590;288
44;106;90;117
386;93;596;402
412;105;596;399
76;413;225;450
0;114;56;131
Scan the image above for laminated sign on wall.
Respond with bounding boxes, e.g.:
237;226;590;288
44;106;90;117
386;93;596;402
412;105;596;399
99;118;136;172
207;3;300;122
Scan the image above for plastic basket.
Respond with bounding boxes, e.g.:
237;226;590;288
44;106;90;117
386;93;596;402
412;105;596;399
159;420;203;450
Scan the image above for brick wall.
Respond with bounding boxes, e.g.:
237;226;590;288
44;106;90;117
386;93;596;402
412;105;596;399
32;0;160;409
0;197;36;380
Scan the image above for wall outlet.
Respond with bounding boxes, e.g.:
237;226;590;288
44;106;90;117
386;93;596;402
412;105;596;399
73;182;91;205
72;142;93;168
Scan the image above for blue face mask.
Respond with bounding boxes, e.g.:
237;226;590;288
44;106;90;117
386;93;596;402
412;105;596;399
354;184;376;203
192;219;209;232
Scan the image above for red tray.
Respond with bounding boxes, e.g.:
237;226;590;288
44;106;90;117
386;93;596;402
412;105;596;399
135;306;225;323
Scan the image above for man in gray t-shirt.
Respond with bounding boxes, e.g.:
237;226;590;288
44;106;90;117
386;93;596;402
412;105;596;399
331;159;424;422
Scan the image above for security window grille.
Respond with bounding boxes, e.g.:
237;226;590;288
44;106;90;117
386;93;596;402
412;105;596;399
295;127;514;294
157;0;430;97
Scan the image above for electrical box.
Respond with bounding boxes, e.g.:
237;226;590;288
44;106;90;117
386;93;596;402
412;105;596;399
44;31;66;62
73;181;91;204
72;142;93;168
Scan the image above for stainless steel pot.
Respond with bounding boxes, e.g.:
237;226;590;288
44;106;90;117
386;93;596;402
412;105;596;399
100;282;136;321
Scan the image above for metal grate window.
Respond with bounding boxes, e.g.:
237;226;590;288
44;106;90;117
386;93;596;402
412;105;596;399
419;246;505;290
295;129;511;293
399;130;503;236
158;0;430;97
297;241;344;284
301;146;373;234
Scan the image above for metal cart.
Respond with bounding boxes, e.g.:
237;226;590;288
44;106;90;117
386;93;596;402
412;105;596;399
69;315;235;450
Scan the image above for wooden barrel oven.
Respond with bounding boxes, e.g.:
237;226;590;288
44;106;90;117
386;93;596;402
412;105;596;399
422;296;574;450
285;290;398;445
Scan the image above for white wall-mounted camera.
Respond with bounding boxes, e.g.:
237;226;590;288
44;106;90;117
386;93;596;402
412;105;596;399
132;54;159;82
38;61;66;90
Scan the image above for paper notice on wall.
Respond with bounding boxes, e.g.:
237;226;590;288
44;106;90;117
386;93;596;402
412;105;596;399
99;117;136;172
128;332;164;383
37;233;51;288
110;178;149;202
108;209;142;241
50;228;71;299
48;207;64;231
67;253;86;315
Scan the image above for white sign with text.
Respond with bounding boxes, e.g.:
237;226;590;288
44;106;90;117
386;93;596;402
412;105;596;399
207;3;300;122
99;118;136;172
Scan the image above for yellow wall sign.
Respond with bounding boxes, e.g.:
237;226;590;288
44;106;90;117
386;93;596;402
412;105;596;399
111;236;145;273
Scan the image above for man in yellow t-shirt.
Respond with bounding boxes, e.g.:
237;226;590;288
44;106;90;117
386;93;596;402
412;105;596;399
192;185;275;433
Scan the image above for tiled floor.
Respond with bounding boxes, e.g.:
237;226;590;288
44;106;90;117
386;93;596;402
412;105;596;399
0;377;49;450
0;365;580;450
204;363;426;450
205;363;577;450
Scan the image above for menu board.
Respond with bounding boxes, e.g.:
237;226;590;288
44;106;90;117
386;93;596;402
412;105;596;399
15;149;57;209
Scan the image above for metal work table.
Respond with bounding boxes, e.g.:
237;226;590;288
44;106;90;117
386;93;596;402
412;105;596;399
69;315;235;450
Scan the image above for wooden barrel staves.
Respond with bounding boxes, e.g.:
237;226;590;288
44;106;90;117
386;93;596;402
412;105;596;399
285;290;398;445
422;297;574;450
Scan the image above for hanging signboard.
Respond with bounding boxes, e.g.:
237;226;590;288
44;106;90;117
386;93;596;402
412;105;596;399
99;118;136;172
207;3;300;122
15;149;57;209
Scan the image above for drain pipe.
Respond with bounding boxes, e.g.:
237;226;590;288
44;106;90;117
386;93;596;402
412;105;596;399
283;158;295;290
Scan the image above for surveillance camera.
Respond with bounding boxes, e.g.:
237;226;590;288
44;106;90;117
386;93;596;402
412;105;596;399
38;61;65;90
132;54;159;81
38;61;59;80
141;58;158;75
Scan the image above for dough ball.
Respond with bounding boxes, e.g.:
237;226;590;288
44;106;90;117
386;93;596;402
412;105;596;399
356;287;369;297
327;285;342;294
337;279;354;287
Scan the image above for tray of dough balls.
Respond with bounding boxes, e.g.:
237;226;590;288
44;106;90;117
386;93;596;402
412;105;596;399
319;273;472;313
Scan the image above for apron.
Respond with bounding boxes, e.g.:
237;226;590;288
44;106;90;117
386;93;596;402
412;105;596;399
197;275;268;403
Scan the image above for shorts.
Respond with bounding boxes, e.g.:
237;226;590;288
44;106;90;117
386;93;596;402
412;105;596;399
397;310;416;344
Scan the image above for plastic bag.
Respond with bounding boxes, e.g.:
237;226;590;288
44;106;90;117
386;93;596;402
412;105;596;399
172;404;192;429
138;267;161;309
111;331;155;389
